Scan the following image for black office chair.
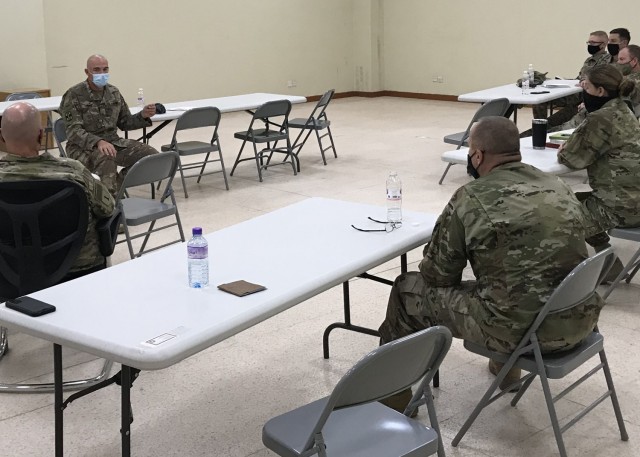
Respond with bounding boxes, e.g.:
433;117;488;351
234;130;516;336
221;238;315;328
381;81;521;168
0;179;120;393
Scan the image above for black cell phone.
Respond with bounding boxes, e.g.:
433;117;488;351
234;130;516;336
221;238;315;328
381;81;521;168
5;297;56;317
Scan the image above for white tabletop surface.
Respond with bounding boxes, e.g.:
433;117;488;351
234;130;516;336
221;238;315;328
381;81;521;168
0;96;62;116
458;80;582;105
130;93;307;122
441;134;574;175
0;198;436;370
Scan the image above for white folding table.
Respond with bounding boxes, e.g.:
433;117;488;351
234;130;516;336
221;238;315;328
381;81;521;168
0;96;62;116
458;80;582;123
0;197;437;457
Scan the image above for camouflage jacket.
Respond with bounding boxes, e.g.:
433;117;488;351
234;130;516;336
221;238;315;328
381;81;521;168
558;97;640;229
578;50;612;79
0;152;115;272
60;81;151;158
626;71;640;109
420;162;603;349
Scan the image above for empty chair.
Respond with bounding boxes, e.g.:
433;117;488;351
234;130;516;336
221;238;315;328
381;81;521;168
5;92;53;153
262;326;452;457
452;248;628;457
53;118;68;157
439;97;511;184
602;227;640;299
230;99;296;182
0;180;118;392
288;89;337;168
115;151;185;259
160;106;229;198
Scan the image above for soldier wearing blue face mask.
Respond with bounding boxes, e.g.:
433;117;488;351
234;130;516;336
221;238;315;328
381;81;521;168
60;54;158;196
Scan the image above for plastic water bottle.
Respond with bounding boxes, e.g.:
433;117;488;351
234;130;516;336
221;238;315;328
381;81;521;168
187;227;209;288
521;71;530;95
528;64;535;84
386;172;402;223
137;88;144;107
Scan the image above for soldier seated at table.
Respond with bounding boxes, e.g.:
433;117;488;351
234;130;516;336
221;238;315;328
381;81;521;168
0;102;115;279
378;116;603;413
60;54;158;197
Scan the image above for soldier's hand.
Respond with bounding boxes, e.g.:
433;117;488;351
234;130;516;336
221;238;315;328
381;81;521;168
97;140;117;158
141;104;156;118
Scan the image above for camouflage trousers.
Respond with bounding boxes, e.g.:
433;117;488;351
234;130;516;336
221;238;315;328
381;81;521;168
532;93;582;129
69;139;157;196
378;272;512;352
575;191;617;247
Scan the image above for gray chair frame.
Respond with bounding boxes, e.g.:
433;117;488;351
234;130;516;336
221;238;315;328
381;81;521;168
602;227;640;299
115;152;185;259
53;118;68;157
230;99;296;182
452;248;628;457
0;180;113;393
288;89;337;168
262;326;452;457
439;97;511;184
160;106;229;198
5;92;53;153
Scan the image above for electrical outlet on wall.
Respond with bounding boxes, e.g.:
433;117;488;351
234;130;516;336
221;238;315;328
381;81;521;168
287;80;297;88
437;76;444;83
432;76;438;82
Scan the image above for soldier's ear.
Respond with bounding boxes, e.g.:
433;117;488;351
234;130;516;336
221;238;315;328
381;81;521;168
37;129;43;144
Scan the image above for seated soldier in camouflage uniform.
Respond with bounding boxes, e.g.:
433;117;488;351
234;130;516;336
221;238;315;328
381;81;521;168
60;54;158;197
531;31;612;130
379;116;603;413
558;65;640;281
0;102;115;278
607;28;631;63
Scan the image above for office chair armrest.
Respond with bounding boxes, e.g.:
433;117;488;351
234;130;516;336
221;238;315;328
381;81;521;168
97;205;123;257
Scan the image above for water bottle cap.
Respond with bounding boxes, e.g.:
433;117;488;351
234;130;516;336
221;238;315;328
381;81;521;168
192;227;203;235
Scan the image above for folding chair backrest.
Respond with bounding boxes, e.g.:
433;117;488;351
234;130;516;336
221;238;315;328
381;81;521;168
299;326;452;449
306;89;334;122
254;99;292;119
458;98;511;146
116;151;180;201
174;106;221;131
5;92;42;101
53;118;67;157
0;180;88;300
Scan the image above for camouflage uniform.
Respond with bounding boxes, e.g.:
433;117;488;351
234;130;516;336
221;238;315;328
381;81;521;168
626;72;640;114
60;81;157;196
558;97;640;246
379;162;603;354
0;152;115;273
533;50;612;125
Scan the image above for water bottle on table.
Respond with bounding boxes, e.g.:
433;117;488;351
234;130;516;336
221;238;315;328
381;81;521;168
528;64;535;84
137;88;145;107
386;172;402;223
521;71;530;95
188;227;209;288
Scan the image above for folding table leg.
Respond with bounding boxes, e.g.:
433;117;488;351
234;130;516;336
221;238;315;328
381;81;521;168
121;365;132;457
54;344;64;457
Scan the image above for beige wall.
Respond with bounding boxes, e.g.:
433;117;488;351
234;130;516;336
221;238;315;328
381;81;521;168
0;0;48;92
2;1;640;100
383;0;640;95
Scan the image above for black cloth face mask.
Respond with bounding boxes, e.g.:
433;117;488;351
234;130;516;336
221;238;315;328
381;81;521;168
467;154;480;179
608;43;620;56
587;44;601;55
582;90;616;113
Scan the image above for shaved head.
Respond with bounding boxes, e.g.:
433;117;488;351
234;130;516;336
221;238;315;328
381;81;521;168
0;102;42;157
86;54;108;70
469;116;520;157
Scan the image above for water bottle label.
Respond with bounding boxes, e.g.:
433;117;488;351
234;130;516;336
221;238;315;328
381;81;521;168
387;189;402;200
188;246;208;259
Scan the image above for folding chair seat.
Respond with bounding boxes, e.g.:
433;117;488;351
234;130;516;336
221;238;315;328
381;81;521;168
602;227;640;299
230;99;296;182
262;326;452;457
5;92;53;153
0;180;118;392
452;248;628;457
288;89;337;168
115;152;185;259
439;97;511;184
160;106;229;198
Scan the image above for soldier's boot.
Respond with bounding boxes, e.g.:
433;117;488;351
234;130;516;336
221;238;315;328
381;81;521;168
379;388;418;418
594;243;625;284
488;359;521;392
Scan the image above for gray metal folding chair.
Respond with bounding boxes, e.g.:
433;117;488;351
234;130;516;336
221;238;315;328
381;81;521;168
602;227;640;299
452;248;628;457
53;118;68;157
439;97;511;184
115;152;185;259
230;99;296;182
5;92;53;153
288;89;337;168
160;106;229;198
262;326;452;457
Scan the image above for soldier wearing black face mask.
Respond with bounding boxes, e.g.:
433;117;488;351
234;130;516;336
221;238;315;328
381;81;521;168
557;65;640;282
608;28;631;63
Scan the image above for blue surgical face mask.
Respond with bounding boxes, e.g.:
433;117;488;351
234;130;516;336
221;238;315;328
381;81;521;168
92;73;109;88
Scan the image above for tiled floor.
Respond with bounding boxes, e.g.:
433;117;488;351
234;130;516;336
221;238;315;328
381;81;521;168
1;97;638;456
